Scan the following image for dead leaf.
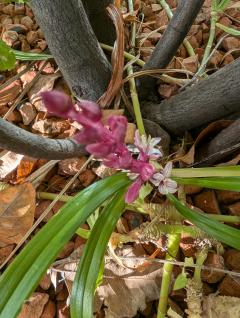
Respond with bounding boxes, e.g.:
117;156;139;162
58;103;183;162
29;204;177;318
16;157;38;183
217;153;240;166
27;73;61;111
0;80;22;106
61;246;163;318
0;183;35;245
202;295;240;318
18;292;49;318
99;5;125;107
0;151;24;180
177;120;232;164
32;118;71;136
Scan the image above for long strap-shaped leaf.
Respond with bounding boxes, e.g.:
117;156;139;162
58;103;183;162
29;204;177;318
71;188;127;318
0;173;130;318
173;176;240;192
167;194;240;250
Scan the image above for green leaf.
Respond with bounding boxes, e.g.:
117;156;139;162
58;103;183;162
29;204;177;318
167;194;240;250
139;183;153;200
71;189;127;318
0;40;16;71
172;176;240;192
171;166;240;178
217;0;230;10
184;257;194;267
216;23;240;36
173;272;188;290
12;49;52;61
0;173;130;318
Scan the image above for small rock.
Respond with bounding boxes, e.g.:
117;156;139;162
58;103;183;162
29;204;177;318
32;119;71;136
125;123;136;144
223;53;234;66
219;275;240;297
14;4;25;15
124;211;144;230
155;10;168;28
1;17;13;25
39;274;51;291
35;200;54;222
79;169;96;187
0;245;14;265
222;37;240;51
158;84;178;99
216;190;240;204
193;190;221;214
25;6;34;18
184;185;202;195
180;234;197;257
37;39;47;51
228;201;240;216
21;16;34;29
224;249;240;271
201;252;225;284
182;55;199;73
58;157;87;176
26;30;38;45
208;50;223;67
21;38;31;52
57;301;70;318
52;201;65;214
56;285;69;301
41;300;56;318
57;241;75;259
18;292;49;318
19;102;37;125
48;175;67;192
2;4;14;16
5;23;28;34
2;30;18;46
151;4;161;12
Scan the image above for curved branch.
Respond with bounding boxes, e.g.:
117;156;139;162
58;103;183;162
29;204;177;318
0;119;87;159
142;59;240;135
139;0;204;99
82;0;115;45
30;0;111;100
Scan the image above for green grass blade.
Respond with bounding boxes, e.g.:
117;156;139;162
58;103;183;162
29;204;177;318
71;189;127;318
0;40;16;71
0;173;130;318
12;49;52;61
173;176;240;192
167;194;240;250
171;166;240;178
216;23;240;36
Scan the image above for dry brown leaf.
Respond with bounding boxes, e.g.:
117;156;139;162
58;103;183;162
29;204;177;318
18;292;49;318
217;153;240;166
202;295;240;318
61;246;163;318
32;118;71;136
27;72;61;111
0;182;35;245
99;5;125;107
0;151;24;180
0;80;22;106
177;120;232;164
16;157;38;183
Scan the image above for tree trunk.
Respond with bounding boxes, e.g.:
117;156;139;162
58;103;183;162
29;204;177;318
142;59;240;135
82;0;115;45
30;0;111;101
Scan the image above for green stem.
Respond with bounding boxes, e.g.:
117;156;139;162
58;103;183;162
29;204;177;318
197;9;218;76
127;0;146;136
158;0;195;57
193;249;208;282
157;234;181;318
171;166;240;178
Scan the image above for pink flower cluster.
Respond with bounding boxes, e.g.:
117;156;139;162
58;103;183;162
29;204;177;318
41;91;177;203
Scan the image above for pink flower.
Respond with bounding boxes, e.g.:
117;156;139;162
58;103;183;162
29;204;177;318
134;130;162;161
150;162;177;195
125;178;143;203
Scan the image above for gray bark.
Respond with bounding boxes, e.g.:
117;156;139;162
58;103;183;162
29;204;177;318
30;0;111;101
142;59;240;135
82;0;115;45
139;0;205;99
0;119;86;159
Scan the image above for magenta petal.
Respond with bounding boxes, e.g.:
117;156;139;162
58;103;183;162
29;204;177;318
108;115;127;143
125;178;143;203
74;128;100;144
41;91;75;119
78;100;102;121
86;142;114;158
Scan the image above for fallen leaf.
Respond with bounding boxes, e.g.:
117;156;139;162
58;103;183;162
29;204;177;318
0;80;22;106
16;157;38;183
0;151;24;180
32;118;71;136
177;120;232;164
18;292;49;318
0;183;35;245
27;73;61;111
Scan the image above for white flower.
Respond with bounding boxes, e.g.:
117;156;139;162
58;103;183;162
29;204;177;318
134;130;162;160
150;162;178;195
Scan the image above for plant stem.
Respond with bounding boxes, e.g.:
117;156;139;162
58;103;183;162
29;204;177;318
158;0;195;57
197;8;218;76
157;234;181;318
127;0;146;135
